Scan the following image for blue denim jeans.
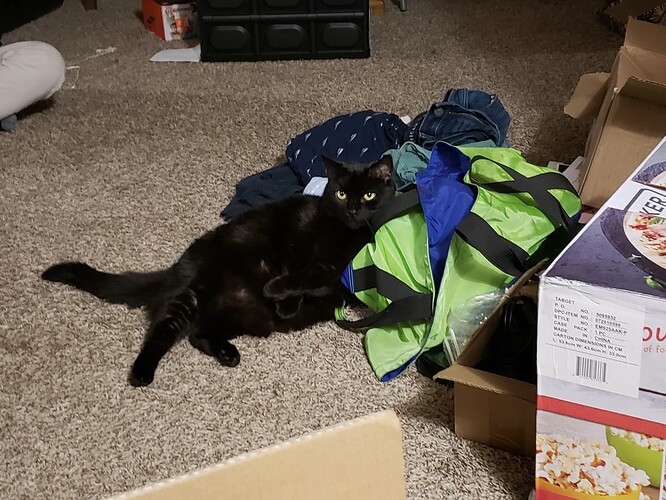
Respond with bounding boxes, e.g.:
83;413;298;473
406;89;511;149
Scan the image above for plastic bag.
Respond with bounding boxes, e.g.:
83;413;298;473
443;287;508;365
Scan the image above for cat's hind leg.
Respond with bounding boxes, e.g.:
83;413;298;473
128;289;197;387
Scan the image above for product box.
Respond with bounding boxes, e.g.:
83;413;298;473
108;410;406;500
434;265;542;457
564;18;666;209
143;0;197;41
535;138;666;499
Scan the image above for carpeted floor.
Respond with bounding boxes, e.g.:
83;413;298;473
0;1;619;498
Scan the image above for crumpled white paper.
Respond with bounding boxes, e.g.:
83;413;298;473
150;45;201;63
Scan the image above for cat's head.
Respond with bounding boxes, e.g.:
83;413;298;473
321;155;395;228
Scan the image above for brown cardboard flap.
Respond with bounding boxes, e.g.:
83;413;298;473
109;410;406;500
434;364;536;403
564;73;610;120
454;384;536;456
577;19;666;208
618;45;666;89
579;93;666;207
623;17;666;55
618;76;666;106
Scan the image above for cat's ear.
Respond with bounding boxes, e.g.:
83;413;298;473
369;156;393;184
322;155;345;180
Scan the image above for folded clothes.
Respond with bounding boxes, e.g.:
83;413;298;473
405;89;511;149
388;139;499;192
286;110;408;184
220;90;512;220
221;110;408;220
386;142;432;191
220;163;302;221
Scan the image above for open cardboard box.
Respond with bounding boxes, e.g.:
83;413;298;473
565;18;666;208
434;264;543;457
108;410;406;500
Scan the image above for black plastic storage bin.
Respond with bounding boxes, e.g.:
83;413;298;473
198;0;369;62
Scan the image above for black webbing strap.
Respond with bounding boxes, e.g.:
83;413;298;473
336;265;433;330
469;155;578;233
352;265;423;301
453;155;580;277
455;212;530;277
369;188;421;233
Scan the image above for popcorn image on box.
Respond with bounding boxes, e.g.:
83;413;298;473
536;432;651;498
535;413;665;500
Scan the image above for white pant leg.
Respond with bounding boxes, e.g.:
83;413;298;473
0;41;66;119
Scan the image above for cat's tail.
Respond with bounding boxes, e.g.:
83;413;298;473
41;261;186;309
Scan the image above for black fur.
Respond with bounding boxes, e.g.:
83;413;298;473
42;156;395;387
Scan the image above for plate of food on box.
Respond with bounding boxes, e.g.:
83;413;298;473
633;162;666;190
600;209;666;294
624;212;666;267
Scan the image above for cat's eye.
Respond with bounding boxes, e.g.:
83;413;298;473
363;192;377;201
336;190;347;200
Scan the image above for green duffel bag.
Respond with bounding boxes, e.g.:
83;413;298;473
335;143;581;381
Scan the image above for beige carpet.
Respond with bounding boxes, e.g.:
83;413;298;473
0;1;619;498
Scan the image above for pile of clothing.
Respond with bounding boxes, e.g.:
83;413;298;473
220;88;511;220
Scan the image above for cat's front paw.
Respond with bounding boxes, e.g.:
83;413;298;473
128;360;155;387
128;369;154;387
216;345;241;367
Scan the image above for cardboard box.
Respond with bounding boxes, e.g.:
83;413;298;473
142;0;196;41
564;18;666;208
535;138;666;500
434;265;542;457
108;410;406;500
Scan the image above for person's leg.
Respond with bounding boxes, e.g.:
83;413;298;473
0;41;66;130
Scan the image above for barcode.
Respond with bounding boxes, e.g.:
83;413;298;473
575;356;607;383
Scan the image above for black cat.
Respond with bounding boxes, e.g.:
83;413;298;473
42;156;395;387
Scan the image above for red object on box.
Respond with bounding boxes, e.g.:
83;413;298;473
142;0;166;40
142;0;196;41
